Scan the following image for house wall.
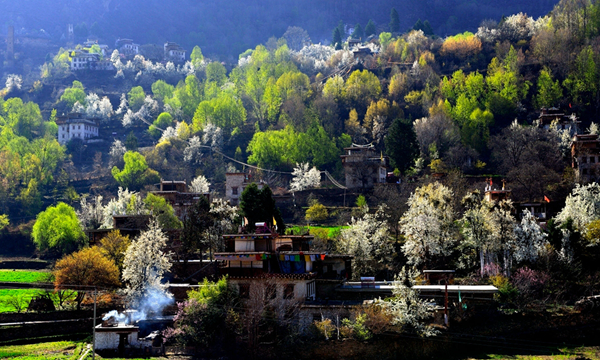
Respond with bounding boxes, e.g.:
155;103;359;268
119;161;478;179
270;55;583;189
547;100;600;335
58;122;99;144
95;330;140;350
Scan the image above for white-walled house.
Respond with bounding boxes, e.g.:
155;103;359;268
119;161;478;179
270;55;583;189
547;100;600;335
115;38;140;56
70;51;114;71
164;42;186;61
56;113;99;144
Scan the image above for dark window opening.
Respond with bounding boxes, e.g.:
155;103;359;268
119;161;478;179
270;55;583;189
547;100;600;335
284;284;295;299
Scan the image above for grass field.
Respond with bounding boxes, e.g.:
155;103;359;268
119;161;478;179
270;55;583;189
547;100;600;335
0;270;52;283
0;270;53;313
0;341;172;359
468;346;600;360
287;225;347;240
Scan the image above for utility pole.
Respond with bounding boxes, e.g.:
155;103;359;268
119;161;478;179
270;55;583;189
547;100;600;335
444;275;449;327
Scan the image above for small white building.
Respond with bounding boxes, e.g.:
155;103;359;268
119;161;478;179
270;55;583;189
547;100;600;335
56;113;99;144
115;38;140;56
164;42;186;62
70;51;114;71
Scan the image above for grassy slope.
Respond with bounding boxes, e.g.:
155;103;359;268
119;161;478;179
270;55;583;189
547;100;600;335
0;341;171;359
0;270;52;283
0;270;52;313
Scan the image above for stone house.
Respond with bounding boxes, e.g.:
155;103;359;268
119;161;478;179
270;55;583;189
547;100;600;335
571;133;600;183
225;172;265;206
151;179;210;219
341;144;388;189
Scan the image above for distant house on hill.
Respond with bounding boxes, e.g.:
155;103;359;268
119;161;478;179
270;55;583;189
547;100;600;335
572;133;600;183
70;50;114;71
164;42;186;62
537;107;580;134
151;179;210;219
225;172;266;206
115;38;140;56
341;144;388;189
56;113;99;145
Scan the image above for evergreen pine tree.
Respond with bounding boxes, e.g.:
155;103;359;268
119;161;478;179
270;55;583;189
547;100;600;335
352;23;364;40
423;20;434;35
332;27;343;50
385;117;418;173
413;19;424;32
365;19;377;37
390;8;400;33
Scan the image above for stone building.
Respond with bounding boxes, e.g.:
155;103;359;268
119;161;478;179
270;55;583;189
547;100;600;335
225;172;265;206
151;179;209;219
571;133;600;183
341;144;388;189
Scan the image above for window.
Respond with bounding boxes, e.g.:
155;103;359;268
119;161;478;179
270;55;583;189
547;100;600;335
232;187;238;195
266;284;277;300
284;284;295;299
312;313;321;322
583;168;589;175
239;284;250;299
592;156;596;164
582;157;588;164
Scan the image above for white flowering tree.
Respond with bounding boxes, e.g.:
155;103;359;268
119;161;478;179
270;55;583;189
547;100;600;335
183;136;204;163
5;74;22;92
77;195;105;230
376;267;438;337
102;187;145;228
190;175;211;193
337;205;392;279
122;220;172;308
490;200;517;276
207;198;238;254
460;191;496;276
400;183;457;266
290;163;321;192
84;93;113;121
512;210;548;263
555;183;600;233
109;139;127;164
202;123;223;150
115;93;128;115
158;126;178;143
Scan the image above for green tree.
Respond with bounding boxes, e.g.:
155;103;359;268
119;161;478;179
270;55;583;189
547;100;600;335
352;24;364;39
149;112;174;138
144;193;183;229
332;27;343;50
181;195;212;255
385;118;419;173
306;201;328;223
345;70;382;114
206;62;228;86
462;108;494;153
365;19;377;37
125;132;138;151
60;81;86;108
239;183;285;234
564;46;598;107
127;86;145;112
152;80;175;102
535;68;563;108
379;32;392;49
111;151;150;189
190;45;204;65
0;214;9;231
32;202;86;255
390;8;400;33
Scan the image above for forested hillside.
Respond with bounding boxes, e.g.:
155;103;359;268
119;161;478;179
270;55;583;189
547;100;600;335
1;0;556;58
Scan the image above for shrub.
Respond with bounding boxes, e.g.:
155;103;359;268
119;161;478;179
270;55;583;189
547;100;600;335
491;275;518;305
